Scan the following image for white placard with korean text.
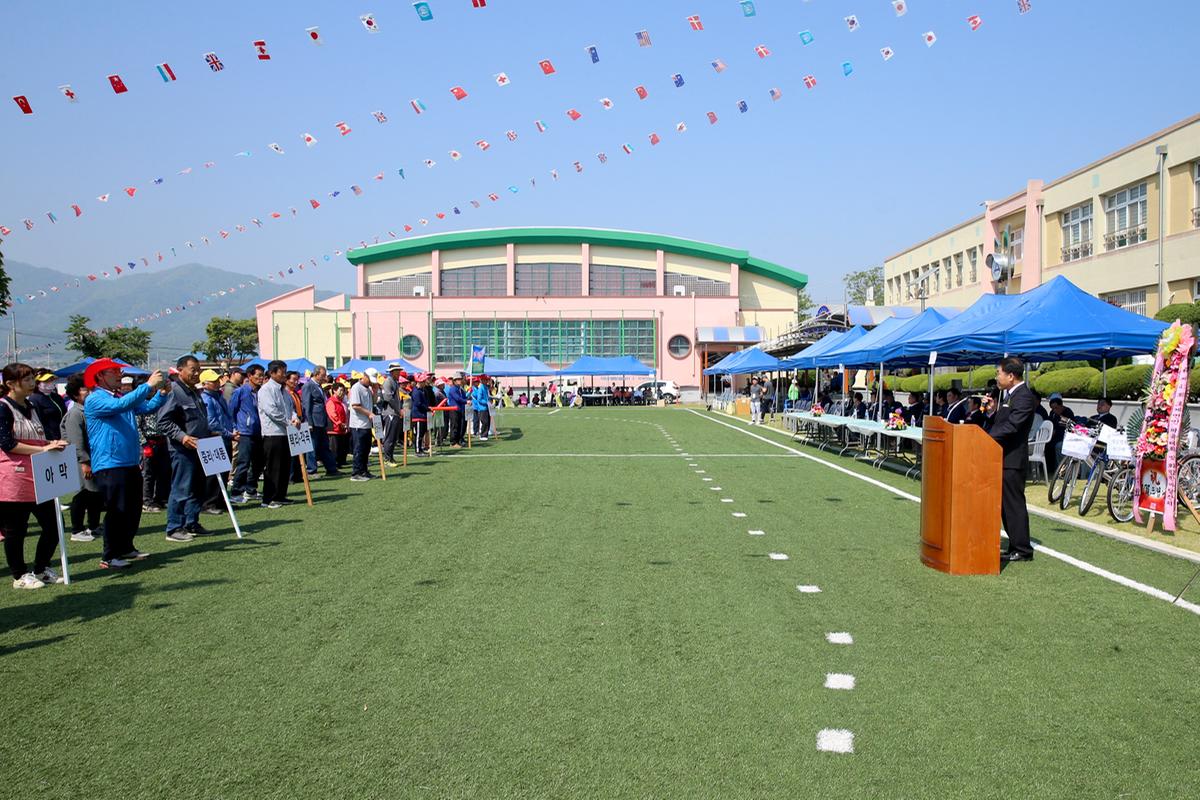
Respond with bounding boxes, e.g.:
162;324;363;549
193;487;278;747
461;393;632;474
287;423;315;456
196;436;232;476
32;445;81;504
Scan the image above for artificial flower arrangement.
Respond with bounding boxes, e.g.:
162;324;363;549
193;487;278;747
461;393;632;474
1135;321;1194;461
884;409;907;430
810;403;825;417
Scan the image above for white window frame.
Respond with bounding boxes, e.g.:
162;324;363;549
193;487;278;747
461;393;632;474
1104;182;1148;251
1103;288;1147;317
1193;162;1200;228
954;252;964;288
967;248;978;283
1060;201;1093;262
1010;228;1024;263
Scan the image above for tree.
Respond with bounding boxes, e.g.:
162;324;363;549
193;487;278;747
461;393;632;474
192;317;259;362
64;315;151;365
844;266;884;305
796;287;815;320
0;241;10;314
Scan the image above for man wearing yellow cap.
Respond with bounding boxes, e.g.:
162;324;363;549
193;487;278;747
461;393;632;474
200;368;237;514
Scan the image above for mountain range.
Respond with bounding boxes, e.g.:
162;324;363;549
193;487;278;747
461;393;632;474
3;259;322;368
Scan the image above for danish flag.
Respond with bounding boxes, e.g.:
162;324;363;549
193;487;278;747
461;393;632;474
687;15;703;31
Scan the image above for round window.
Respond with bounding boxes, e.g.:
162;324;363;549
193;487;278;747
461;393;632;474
401;334;423;359
668;334;691;358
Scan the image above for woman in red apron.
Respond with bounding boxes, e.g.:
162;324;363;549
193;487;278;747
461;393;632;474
1;363;69;589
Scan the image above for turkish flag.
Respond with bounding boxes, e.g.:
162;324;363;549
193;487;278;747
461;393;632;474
566;108;581;120
108;74;128;94
450;86;468;100
12;95;32;114
635;85;648;99
538;59;555;75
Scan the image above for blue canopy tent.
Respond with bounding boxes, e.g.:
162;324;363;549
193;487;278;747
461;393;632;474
811;317;910;369
899;276;1166;364
244;356;321;374
559;355;655;376
481;356;556;377
328;357;419;377
724;348;784;375
54;357;148;377
862;308;957;367
702;349;747;375
779;327;867;370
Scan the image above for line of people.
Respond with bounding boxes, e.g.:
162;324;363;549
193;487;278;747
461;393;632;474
1;357;501;590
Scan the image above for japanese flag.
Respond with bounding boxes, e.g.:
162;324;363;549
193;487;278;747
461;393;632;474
303;132;318;146
494;72;510;86
449;150;462;160
360;14;379;32
892;1;907;16
924;31;937;47
450;86;468;100
305;27;323;45
336;121;351;135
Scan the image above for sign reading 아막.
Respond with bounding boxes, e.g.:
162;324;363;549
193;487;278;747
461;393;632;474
32;445;81;504
287;423;315;456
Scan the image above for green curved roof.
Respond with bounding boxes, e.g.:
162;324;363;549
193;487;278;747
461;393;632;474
346;227;807;289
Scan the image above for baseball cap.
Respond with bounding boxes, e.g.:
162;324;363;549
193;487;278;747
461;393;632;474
1049;392;1063;402
120;376;134;385
36;371;56;382
199;369;220;382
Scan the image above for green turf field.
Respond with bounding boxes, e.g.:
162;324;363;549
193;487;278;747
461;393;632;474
3;407;1198;799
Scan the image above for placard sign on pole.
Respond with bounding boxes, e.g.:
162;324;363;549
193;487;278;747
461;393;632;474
372;415;388;480
32;444;80;585
287;424;315;506
195;436;242;539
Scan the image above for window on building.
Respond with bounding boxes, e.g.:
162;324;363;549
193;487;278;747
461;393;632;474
325;357;337;369
668;335;691;358
365;271;432;297
1060;201;1093;262
1102;288;1147;317
967;248;978;283
1011;228;1024;263
439;264;507;296
589;264;657;296
663;271;730;297
1104;182;1148;251
434;318;656;366
401;335;423;359
954;253;964;288
1193;162;1200;229
514;263;583;296
942;258;952;292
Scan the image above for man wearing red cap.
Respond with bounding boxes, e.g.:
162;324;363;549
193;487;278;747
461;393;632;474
83;359;168;569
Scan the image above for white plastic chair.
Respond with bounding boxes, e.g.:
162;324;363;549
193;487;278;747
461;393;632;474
1028;419;1054;484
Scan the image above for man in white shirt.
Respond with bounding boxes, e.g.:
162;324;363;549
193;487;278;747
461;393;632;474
348;372;376;481
257;360;299;508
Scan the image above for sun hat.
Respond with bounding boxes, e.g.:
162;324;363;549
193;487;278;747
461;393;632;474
83;358;124;389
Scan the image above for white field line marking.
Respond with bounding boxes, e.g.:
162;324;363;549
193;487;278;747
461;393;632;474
703;478;713;482
694;470;706;474
732;512;746;518
444;452;799;458
825;673;856;690
826;632;853;644
749;530;766;536
721;498;734;503
690;410;1200;617
547;408;562;416
710;486;722;491
796;585;822;593
816;729;854;754
768;552;789;560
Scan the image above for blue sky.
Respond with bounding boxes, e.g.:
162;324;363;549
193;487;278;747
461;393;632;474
1;0;1196;305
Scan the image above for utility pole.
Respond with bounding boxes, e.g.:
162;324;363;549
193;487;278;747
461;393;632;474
1156;144;1169;311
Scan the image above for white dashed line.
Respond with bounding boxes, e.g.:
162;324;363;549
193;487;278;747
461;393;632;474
768;552;789;561
826;632;853;645
816;729;855;754
732;512;746;518
824;674;856;690
749;530;765;536
796;585;822;593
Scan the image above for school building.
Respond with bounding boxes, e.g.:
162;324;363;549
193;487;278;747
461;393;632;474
255;227;808;391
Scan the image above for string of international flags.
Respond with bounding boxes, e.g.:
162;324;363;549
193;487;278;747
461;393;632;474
2;0;1033;242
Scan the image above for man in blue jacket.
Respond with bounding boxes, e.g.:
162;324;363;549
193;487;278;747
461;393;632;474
84;359;168;569
228;364;265;503
302;366;340;477
156;355;214;542
471;376;491;442
200;368;236;515
445;375;468;447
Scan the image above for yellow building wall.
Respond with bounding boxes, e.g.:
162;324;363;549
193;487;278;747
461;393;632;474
441;246;507;270
883;216;986;308
270;309;355;364
664;252;732;281
590;245;657;270
738;273;797;311
363;254;433;283
514;243;582;264
1168;162;1196;235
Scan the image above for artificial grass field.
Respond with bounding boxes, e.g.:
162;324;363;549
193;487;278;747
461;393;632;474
3;407;1199;799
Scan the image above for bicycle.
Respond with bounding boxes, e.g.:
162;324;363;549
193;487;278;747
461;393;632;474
1076;443;1127;516
1107;448;1200;524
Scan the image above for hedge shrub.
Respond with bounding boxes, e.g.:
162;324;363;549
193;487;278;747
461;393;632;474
1031;367;1101;398
898;374;928;393
1154;302;1200;327
1084;364;1151;400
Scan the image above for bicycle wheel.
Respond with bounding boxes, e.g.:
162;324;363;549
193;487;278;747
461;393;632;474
1176;454;1200;510
1048;458;1072;505
1078;460;1103;516
1059;458;1081;511
1107;464;1135;523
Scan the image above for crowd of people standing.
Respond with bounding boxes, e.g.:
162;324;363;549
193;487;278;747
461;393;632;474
1;357;503;590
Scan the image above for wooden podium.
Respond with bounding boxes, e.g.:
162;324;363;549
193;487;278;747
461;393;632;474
919;416;1002;575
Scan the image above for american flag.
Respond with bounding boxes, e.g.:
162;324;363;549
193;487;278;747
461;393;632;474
1017;0;1032;13
635;30;652;47
205;52;224;72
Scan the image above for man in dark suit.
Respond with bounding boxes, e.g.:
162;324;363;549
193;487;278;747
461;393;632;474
989;357;1037;562
302;367;341;477
944;387;970;424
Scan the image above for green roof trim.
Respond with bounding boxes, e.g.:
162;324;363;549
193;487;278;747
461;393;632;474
346;227;807;289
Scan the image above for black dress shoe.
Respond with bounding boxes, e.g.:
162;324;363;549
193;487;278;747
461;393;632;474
1002;550;1034;562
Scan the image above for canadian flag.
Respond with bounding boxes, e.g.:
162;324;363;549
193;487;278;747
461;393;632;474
476;139;490;150
538;59;555;75
450;86;468;100
335;121;351;135
687;15;703;31
803;75;817;89
754;44;770;58
924;31;937;47
967;15;982;31
254;39;270;59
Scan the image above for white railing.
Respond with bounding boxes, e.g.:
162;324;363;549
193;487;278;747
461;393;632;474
1103;224;1147;252
1060;241;1094;262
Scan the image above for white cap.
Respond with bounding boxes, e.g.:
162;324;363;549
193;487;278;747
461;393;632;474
120;376;134;384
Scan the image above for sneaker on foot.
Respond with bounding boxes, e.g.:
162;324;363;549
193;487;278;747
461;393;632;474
350;475;370;482
12;572;45;589
165;531;194;543
201;506;224;516
244;489;261;499
259;501;282;509
121;550;150;560
34;567;65;585
99;558;129;569
70;530;95;542
384;461;401;468
479;436;489;441
184;524;212;536
229;494;248;505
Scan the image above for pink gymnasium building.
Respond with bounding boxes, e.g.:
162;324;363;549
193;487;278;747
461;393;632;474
255;227;808;392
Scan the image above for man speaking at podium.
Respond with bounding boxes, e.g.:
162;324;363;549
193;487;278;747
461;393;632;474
989;357;1036;563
